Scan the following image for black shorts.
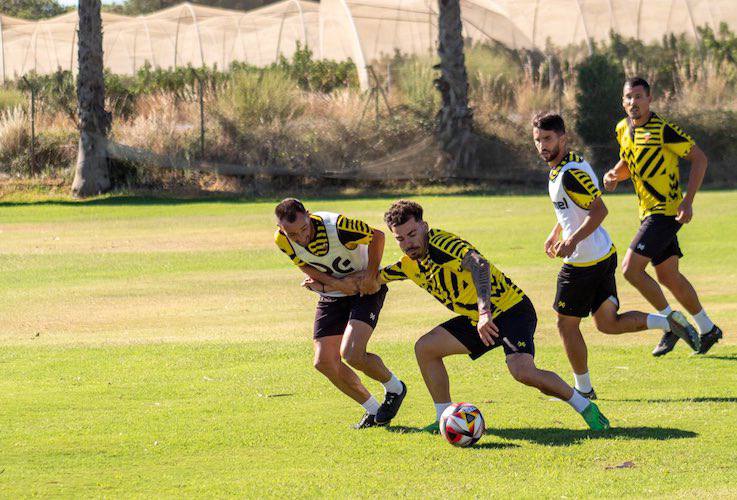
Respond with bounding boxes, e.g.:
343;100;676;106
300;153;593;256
313;285;388;339
554;252;619;318
439;296;537;360
630;215;683;266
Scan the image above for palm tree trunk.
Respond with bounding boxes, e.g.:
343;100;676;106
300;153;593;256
435;0;477;177
72;0;111;197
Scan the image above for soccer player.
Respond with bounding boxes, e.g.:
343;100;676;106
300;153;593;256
604;77;723;356
311;200;611;432
533;112;699;398
274;198;407;428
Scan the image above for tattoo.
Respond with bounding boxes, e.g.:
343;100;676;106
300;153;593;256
461;251;492;313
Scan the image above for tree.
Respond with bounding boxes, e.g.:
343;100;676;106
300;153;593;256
72;0;112;197
0;0;66;19
434;0;477;177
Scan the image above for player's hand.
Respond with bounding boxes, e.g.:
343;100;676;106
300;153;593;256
603;170;619;191
357;272;380;296
544;233;558;258
554;238;577;258
301;277;323;293
477;310;499;346
676;199;693;224
335;275;360;296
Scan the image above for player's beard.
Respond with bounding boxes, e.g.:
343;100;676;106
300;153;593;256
541;145;559;163
628;105;641;119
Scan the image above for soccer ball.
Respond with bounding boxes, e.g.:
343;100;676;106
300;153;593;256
439;402;485;447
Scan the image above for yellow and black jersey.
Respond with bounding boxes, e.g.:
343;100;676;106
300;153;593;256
616;113;695;219
380;228;525;322
275;213;374;267
562;168;601;209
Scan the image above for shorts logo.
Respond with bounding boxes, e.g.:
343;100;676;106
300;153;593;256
369;312;376;321
558;300;566;309
517;341;526;348
637;243;646;251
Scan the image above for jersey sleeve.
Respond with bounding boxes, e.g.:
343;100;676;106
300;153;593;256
615;120;628;162
427;231;475;270
380;260;408;282
662;121;695;158
562;168;601;210
274;229;306;267
336;215;374;248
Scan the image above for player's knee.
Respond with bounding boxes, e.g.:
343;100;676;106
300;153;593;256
593;316;618;334
656;270;680;290
556;317;575;337
414;336;434;360
341;347;367;369
507;361;536;386
313;357;339;377
622;262;640;283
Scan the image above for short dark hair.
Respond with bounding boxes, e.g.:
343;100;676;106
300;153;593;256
624;77;650;95
384;200;423;228
532;112;566;134
275;198;307;223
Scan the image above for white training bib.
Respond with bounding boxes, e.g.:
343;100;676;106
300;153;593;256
291;212;368;297
549;156;613;265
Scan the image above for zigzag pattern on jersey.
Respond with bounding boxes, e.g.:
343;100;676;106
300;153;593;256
549;152;583;181
306;216;329;256
663;120;694;145
336;215;373;243
563;169;601;209
428;230;471;261
668;172;680;201
381;264;407;282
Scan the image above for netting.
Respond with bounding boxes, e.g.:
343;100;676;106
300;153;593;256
1;0;736;87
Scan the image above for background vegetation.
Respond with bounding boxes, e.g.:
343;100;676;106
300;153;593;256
1;26;736;193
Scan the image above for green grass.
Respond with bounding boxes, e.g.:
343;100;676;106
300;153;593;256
1;192;736;497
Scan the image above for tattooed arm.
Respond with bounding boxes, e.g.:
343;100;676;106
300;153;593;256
461;250;500;346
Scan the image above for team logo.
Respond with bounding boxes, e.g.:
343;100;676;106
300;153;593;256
558;300;566;309
369;313;376;321
517;341;526;348
643;132;652;142
637;243;646;251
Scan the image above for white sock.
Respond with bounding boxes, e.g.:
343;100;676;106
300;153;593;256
659;306;673;331
435;402;452;422
361;396;380;416
382;373;403;394
573;372;592;393
647;313;670;330
567;390;591;413
692;309;715;334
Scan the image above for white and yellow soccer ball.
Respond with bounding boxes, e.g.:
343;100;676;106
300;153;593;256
439;402;485;447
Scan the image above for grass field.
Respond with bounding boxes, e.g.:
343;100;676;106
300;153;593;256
1;191;736;497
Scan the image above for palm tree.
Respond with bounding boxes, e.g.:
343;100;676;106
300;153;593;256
435;0;477;177
72;0;111;197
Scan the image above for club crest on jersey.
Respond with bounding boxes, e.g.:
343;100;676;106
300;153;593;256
553;198;569;210
643;132;652;142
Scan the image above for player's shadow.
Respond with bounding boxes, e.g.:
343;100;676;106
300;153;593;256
486;426;697;447
385;425;434;434
602;397;737;404
699;355;737;361
385;426;520;449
